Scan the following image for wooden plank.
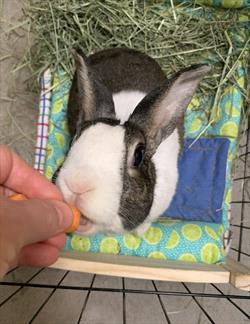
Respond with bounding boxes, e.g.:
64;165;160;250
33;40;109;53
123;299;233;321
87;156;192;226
222;257;250;291
0;285;20;304
2;267;41;283
49;251;230;284
0;287;52;324
154;281;205;324
29;268;67;285
78;275;123;324
185;283;250;323
125;293;167;324
79;291;123;324
32;290;87;324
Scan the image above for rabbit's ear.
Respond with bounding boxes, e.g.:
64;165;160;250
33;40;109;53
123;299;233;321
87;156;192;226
128;65;210;152
71;49;116;123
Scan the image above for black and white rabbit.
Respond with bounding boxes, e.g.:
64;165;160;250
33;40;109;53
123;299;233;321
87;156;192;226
56;48;210;235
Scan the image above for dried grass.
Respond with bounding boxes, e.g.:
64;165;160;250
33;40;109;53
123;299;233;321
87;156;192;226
21;2;248;92
2;1;250;139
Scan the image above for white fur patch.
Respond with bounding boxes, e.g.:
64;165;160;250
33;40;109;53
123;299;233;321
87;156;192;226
57;123;126;234
113;90;146;123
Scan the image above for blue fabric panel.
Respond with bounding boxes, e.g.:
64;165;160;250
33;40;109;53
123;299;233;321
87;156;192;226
163;138;230;223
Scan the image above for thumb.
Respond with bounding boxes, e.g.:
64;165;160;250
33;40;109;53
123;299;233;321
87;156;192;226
2;197;73;247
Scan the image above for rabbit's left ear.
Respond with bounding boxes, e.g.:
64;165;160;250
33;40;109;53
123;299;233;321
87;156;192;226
68;50;116;135
128;65;210;152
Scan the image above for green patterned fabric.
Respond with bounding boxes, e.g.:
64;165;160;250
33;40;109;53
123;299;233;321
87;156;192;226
198;0;248;8
68;220;225;264
176;0;248;8
45;75;71;181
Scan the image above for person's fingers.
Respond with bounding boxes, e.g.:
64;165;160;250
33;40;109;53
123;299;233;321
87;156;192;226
0;145;62;200
44;233;67;250
0;235;66;276
18;243;60;267
0;185;15;197
0;259;12;279
1;196;73;246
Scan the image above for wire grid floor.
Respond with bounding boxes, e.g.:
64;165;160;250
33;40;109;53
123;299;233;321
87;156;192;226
0;121;249;324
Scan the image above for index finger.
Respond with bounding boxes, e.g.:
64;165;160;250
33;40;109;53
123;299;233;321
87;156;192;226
0;145;62;200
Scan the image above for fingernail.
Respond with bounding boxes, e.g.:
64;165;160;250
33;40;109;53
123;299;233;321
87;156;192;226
52;201;73;230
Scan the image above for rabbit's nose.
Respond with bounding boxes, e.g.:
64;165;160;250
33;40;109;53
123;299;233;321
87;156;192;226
65;177;95;201
66;179;87;195
65;166;98;194
63;188;83;208
65;172;93;195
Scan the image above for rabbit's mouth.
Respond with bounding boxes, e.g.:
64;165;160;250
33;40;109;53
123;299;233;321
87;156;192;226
76;215;93;232
75;214;123;235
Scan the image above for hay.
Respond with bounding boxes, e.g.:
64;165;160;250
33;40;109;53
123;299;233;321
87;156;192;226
15;0;249;126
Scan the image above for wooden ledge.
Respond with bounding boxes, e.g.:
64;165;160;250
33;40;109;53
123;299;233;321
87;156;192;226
51;251;230;284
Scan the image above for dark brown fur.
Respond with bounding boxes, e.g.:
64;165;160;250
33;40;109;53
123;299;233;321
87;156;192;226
88;47;167;93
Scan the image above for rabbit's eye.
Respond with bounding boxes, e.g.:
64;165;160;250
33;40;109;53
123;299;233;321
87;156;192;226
133;144;145;168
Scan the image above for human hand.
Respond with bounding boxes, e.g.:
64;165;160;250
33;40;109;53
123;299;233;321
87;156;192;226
0;145;73;278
